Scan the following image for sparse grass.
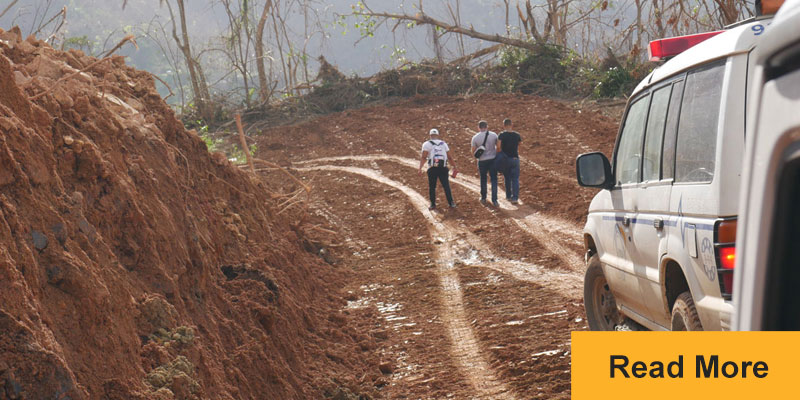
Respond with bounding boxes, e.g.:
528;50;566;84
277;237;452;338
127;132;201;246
149;326;195;346
145;356;200;394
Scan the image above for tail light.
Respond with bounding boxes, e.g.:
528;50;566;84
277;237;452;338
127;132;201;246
648;31;724;61
719;247;735;270
715;220;736;300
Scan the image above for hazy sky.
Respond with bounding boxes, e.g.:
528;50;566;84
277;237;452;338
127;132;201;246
0;0;510;76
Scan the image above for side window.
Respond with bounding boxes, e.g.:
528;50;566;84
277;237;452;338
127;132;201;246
615;96;649;185
675;61;726;183
642;85;672;181
662;80;685;180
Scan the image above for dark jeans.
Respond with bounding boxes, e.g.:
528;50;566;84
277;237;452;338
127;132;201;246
478;158;498;202
427;166;454;207
503;157;520;201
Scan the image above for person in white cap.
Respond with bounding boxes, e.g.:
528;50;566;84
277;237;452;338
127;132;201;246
418;128;458;210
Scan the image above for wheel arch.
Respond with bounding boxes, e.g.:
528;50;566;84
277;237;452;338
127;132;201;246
584;233;597;260
660;258;691;316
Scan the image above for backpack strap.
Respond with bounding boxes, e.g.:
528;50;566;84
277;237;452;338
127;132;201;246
481;132;489;147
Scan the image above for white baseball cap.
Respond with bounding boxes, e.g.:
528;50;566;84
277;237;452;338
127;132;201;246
429;128;439;136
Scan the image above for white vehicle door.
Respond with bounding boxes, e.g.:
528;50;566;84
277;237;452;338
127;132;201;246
602;95;650;314
667;61;729;324
630;78;685;327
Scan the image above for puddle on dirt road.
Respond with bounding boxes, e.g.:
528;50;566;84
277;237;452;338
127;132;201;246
530;310;568;319
343;283;426;388
347;285;416;328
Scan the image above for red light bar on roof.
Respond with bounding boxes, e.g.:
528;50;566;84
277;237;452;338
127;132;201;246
648;31;725;61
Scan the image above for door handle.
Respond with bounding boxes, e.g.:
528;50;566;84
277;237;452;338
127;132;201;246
653;217;664;230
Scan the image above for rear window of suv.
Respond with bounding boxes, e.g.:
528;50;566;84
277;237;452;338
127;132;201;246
674;61;726;183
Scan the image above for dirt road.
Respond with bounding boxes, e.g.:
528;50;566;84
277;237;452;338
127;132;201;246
256;94;618;398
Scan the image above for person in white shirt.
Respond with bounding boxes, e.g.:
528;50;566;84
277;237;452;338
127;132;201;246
418;128;458;210
470;120;499;207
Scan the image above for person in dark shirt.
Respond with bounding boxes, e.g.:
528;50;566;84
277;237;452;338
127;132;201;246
496;118;522;204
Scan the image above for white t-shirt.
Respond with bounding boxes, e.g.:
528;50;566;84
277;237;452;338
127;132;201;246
471;131;498;161
422;139;449;166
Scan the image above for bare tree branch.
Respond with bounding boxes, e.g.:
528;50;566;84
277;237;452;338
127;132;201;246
0;0;19;20
351;7;540;52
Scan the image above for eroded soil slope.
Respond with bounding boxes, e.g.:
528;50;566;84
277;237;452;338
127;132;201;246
0;28;378;399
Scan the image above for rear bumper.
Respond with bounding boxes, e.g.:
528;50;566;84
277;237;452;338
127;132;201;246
696;295;734;331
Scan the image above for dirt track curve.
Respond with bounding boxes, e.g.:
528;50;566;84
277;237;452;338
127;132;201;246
256;94;619;398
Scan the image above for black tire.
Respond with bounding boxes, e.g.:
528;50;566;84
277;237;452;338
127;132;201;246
584;254;621;331
671;291;703;331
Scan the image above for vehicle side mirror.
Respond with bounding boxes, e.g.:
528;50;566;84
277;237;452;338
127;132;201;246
576;152;614;189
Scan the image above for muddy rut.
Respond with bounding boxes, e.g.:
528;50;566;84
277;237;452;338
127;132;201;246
295;159;584;398
301;165;514;398
298;155;585;271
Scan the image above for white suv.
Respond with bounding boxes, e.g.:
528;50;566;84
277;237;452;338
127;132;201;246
734;0;800;330
576;12;776;331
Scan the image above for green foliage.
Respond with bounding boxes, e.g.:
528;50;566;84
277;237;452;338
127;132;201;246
591;56;655;98
499;45;529;68
389;46;408;67
247;87;256;104
593;66;635;98
496;42;650;98
197;124;222;153
62;35;94;54
229;143;257;165
519;43;570;86
350;2;377;37
500;43;578;94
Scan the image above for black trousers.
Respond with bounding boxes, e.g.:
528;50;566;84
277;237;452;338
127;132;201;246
427;166;454;207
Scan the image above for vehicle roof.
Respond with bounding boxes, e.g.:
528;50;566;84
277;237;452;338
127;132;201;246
632;17;774;95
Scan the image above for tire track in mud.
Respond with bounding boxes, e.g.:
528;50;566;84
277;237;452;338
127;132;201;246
299;165;515;399
296;155;585;271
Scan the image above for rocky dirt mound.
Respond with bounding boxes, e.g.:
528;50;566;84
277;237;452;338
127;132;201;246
0;27;379;399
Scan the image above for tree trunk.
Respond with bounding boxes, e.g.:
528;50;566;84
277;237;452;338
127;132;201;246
653;0;666;38
635;0;643;56
173;0;213;121
255;0;273;104
270;7;290;96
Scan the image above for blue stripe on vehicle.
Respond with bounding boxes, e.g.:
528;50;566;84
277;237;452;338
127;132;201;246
599;215;714;231
689;222;715;231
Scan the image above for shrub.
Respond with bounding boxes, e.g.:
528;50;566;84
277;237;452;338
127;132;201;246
594;66;636;98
